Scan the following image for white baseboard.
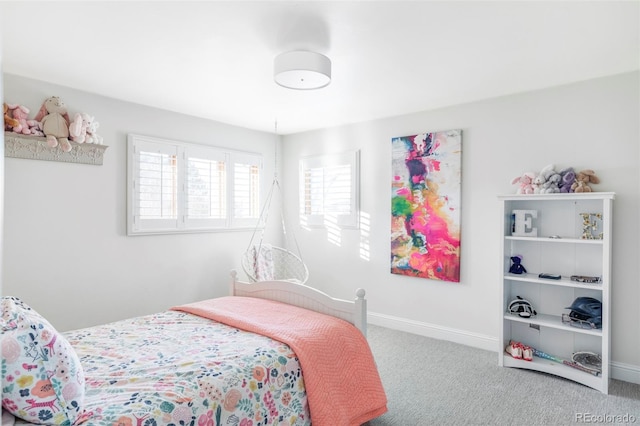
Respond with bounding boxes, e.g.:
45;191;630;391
368;311;640;385
368;311;498;352
611;361;640;385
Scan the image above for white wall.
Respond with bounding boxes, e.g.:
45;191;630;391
281;72;640;380
3;72;639;383
2;74;283;331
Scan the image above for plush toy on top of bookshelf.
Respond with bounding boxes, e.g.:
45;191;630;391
572;169;600;192
559;167;575;192
532;164;561;194
511;171;536;194
511;166;600;194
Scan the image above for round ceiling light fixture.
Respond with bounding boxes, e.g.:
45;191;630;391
274;51;331;90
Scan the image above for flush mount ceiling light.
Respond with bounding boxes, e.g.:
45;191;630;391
274;51;331;90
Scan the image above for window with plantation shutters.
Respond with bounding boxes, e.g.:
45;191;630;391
127;134;262;235
299;150;360;228
185;145;228;230
130;138;180;233
232;154;262;228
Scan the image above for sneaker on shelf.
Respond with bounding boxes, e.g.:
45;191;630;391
506;341;523;359
521;344;533;361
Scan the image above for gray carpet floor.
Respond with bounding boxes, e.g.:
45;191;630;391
365;325;640;425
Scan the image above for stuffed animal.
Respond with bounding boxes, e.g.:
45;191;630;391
533;164;557;194
572;169;600;193
540;167;561;194
28;121;45;137
85;118;103;145
509;255;527;274
34;96;72;152
69;112;90;144
6;104;38;135
511;172;536;194
3;102;20;131
559;167;575;193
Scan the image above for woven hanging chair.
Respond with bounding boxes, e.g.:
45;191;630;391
241;245;309;284
241;174;309;284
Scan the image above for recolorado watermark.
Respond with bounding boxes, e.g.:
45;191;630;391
575;413;637;423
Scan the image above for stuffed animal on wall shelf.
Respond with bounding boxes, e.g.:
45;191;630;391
85;118;103;144
34;96;72;152
572;169;600;193
69;112;90;144
6;104;39;135
3;102;20;131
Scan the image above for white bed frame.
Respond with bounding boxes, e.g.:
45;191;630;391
230;270;368;337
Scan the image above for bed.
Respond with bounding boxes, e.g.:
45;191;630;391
1;270;387;426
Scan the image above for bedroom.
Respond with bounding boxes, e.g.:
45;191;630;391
1;1;639;424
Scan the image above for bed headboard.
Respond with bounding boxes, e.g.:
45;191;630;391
229;270;367;337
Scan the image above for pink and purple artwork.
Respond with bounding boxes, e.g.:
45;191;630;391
391;130;462;282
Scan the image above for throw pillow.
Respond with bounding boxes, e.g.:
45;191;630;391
1;297;85;425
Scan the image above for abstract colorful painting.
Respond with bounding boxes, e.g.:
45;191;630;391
391;130;462;282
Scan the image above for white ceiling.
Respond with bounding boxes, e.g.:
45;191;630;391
1;1;638;135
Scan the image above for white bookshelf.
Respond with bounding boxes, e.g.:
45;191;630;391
498;192;614;394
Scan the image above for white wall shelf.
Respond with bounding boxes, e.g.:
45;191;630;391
504;313;603;336
505;236;603;245
4;132;108;165
505;273;603;290
498;192;614;394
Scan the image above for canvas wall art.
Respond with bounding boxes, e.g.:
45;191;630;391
391;130;462;282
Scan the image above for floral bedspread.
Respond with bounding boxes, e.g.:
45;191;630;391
64;311;310;426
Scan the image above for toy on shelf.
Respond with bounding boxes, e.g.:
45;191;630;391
511;172;536;194
3;102;20;131
511;165;601;194
533;164;560;194
541;165;561;193
5;104;32;135
509;255;527;274
559;167;576;193
34;96;73;152
85;118;103;144
69;112;90;143
572;169;600;193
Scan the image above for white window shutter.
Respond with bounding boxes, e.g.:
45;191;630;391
128;136;180;234
231;153;262;228
185;147;228;229
300;150;359;229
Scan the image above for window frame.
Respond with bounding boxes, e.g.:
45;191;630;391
127;134;263;236
299;150;360;229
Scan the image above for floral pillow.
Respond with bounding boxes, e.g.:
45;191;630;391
1;297;85;425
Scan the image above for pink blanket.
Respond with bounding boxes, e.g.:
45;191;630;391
172;296;387;426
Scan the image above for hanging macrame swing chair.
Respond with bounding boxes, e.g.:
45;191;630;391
241;176;309;284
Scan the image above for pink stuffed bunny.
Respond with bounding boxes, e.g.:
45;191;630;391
511;172;536;194
6;104;34;135
69;112;90;144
